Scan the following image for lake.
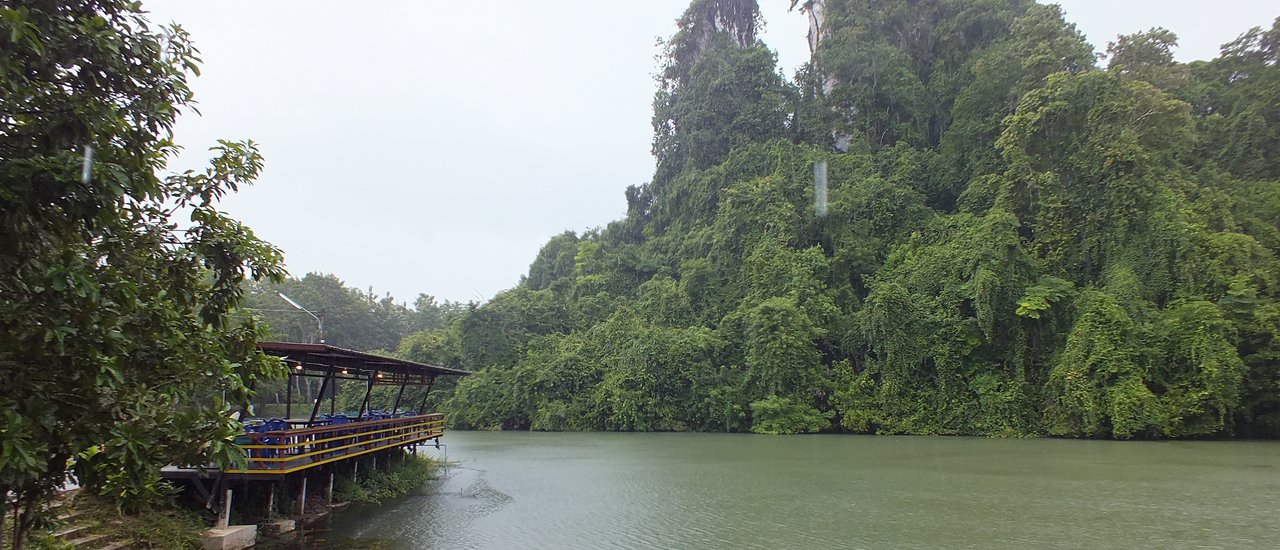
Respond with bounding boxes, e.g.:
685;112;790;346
299;431;1280;549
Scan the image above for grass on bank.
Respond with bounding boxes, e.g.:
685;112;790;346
333;453;439;505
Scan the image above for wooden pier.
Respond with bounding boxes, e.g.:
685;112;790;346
161;341;469;535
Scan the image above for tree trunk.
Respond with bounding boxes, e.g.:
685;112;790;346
10;489;43;550
1;486;8;550
10;498;23;550
9;498;19;550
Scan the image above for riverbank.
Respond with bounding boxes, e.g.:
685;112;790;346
7;490;206;550
13;452;440;549
332;453;437;505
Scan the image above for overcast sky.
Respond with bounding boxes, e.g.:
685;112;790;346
144;1;1277;304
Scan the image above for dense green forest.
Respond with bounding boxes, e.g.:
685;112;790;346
401;0;1280;439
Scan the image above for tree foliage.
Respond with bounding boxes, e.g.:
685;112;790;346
1;1;286;545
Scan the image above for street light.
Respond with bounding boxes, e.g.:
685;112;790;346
277;292;324;343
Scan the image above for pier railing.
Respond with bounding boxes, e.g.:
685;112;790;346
227;413;445;474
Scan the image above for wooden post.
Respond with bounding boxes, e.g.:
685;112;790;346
297;476;307;516
326;472;334;504
266;487;275;518
217;488;232;528
353;460;358;479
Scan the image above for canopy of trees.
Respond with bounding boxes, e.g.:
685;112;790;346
424;1;1280;439
242;273;465;352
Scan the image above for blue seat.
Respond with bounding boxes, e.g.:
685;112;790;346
256;418;290;461
262;418;289;433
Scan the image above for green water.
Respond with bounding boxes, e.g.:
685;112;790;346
299;432;1280;549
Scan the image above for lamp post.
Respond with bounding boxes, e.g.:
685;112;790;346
277;292;324;343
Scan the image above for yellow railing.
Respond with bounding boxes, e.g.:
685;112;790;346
227;413;445;474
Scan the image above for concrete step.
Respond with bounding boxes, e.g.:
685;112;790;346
53;523;94;541
56;509;88;524
65;533;109;548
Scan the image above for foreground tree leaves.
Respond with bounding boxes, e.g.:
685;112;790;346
1;1;285;546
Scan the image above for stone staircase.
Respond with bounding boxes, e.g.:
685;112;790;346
46;493;133;550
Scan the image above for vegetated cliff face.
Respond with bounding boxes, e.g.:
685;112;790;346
687;0;760;53
425;0;1280;439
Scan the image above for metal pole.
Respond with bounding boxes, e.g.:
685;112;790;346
390;380;407;415
285;369;293;420
308;367;334;424
357;375;374;419
417;376;436;415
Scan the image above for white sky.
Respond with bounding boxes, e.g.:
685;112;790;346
144;1;1277;304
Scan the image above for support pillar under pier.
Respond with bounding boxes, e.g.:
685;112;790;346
217;488;232;529
297;476;307;516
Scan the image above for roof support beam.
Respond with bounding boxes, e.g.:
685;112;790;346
357;375;374;419
309;366;335;424
391;380;408;415
417;376;437;415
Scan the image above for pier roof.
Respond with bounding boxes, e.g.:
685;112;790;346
257;341;471;381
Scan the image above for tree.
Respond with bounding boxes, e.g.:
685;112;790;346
525;231;580;291
1188;18;1280;180
0;1;284;546
649;0;790;193
997;71;1195;280
940;3;1094;209
1106;27;1189;91
242;273;448;352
